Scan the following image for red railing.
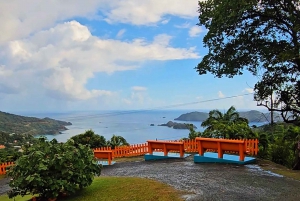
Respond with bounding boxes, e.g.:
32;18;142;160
0;162;14;175
183;139;259;155
94;143;148;158
93;138;259;158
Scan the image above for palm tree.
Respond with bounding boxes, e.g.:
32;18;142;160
107;135;129;149
201;106;250;139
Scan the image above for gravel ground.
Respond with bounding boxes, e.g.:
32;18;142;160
1;156;299;200
101;156;300;201
0;177;10;195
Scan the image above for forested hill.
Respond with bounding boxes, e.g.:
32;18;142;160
0;111;72;135
174;110;282;122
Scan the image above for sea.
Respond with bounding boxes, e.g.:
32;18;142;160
22;110;267;144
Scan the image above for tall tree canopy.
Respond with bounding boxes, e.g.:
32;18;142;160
71;130;107;149
201;106;255;138
107;134;129;149
196;0;300;124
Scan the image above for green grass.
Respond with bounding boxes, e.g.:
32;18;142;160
0;177;183;201
257;159;300;181
113;156;144;162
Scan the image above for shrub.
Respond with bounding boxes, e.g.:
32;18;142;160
7;137;102;200
71;130;107;148
269;140;294;168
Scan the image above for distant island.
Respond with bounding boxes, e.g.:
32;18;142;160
0;111;72;135
174;110;282;122
158;121;197;129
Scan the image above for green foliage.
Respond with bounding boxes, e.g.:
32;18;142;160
196;0;300;123
107;134;129;149
71;130;107;149
256;122;300;168
269;140;295;168
0;111;72;135
0;131;38;163
0;131;37;146
201;106;255;139
187;125;202;140
0;148;22;163
7;137;101;199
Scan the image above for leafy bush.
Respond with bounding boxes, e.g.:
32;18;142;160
269;140;294;168
0;148;22;163
71;130;107;148
7;137;102;200
107;134;129;149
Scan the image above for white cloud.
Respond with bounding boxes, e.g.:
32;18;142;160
218;91;225;98
116;29;126;38
0;0;106;44
243;88;254;93
122;86;149;106
0;0;200;44
0;21;199;101
104;0;199;25
174;22;191;29
161;19;170;24
189;26;206;37
196;96;202;100
131;86;147;91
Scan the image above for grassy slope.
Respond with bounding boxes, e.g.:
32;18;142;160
257;159;300;180
0;111;71;135
0;177;183;201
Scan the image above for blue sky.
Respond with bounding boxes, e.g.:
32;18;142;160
0;0;260;113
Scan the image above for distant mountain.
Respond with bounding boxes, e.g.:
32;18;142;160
0;111;72;135
174;112;209;122
174;110;282;123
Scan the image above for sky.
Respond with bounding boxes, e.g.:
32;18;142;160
0;0;262;113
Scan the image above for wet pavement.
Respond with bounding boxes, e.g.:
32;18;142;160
101;156;300;201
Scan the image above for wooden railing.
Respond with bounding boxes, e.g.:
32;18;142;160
94;143;148;158
93;138;258;159
0;162;14;175
196;137;247;161
147;140;185;157
183;139;259;156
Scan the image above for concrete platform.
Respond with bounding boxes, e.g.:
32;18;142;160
194;152;256;165
97;161;116;166
144;152;191;161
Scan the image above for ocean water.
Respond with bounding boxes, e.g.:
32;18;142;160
26;110;267;144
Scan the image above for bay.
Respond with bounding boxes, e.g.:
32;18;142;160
28;110;267;144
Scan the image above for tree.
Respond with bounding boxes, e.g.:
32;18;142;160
71;129;107;148
7;137;102;200
107;135;129;149
201;106;254;138
188;124;202;139
196;0;300;124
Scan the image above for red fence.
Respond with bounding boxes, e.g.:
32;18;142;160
183;139;259;155
0;162;14;175
94;143;148;158
94;139;259;158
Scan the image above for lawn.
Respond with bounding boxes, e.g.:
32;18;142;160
257;159;300;181
0;177;183;201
